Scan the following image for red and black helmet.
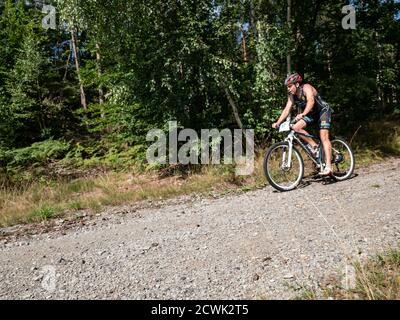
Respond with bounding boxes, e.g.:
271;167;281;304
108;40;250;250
284;72;303;86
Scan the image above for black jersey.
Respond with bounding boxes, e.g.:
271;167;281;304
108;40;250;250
291;85;330;116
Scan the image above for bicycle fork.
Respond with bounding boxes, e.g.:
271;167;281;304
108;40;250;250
282;133;295;170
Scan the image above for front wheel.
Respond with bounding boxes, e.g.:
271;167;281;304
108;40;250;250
330;137;355;181
263;142;304;191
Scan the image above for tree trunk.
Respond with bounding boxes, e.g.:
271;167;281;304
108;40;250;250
242;28;249;63
63;48;71;82
96;43;104;105
71;28;87;110
222;82;254;154
326;49;333;80
249;0;258;41
287;0;292;74
240;8;248;63
375;31;384;111
222;82;243;129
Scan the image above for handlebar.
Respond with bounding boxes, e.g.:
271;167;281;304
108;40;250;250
274;118;298;131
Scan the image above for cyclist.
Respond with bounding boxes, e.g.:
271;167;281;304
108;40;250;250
272;72;333;176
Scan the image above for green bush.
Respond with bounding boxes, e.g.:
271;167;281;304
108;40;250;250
29;205;59;222
0;139;71;168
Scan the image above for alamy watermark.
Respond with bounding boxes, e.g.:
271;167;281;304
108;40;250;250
41;4;56;29
26;2;356;31
146;121;255;176
342;5;356;30
24;0;56;30
40;265;57;293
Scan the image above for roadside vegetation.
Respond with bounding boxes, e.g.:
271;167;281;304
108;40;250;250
0;119;399;228
299;247;400;300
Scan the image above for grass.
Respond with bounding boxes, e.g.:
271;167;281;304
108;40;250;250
0;119;398;228
298;247;400;300
29;205;60;222
0;161;267;227
349;119;400;166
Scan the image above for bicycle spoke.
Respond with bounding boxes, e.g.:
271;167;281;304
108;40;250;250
265;144;303;190
330;139;355;180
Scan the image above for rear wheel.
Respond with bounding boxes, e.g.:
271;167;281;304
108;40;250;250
263;142;304;191
330;138;355;180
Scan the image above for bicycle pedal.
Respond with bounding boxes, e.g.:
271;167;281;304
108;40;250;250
321;173;336;180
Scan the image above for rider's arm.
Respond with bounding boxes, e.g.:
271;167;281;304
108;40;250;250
273;96;293;128
299;84;315;117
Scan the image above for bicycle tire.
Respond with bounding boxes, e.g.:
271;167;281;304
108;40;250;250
330;137;355;181
263;142;304;192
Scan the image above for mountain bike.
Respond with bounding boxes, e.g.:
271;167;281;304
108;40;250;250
263;118;355;191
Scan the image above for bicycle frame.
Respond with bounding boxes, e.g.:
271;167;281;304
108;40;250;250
283;129;324;169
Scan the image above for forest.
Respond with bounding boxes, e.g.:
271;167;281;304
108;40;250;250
0;0;399;186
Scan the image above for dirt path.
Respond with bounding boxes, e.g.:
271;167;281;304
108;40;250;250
1;158;399;299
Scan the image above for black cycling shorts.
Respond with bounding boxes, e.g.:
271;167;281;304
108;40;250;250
303;107;332;130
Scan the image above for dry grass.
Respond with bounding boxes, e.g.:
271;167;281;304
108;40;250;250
0;148;395;228
299;248;400;300
350;120;400;167
1;119;398;228
0;159;267;227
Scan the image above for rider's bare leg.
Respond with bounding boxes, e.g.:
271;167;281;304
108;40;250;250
320;129;332;169
292;120;318;147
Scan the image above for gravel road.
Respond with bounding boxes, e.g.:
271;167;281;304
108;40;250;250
0;158;399;300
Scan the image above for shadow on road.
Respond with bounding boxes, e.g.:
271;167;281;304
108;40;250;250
267;173;359;193
302;173;359;188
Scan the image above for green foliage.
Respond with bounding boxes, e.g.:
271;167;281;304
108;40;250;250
352;119;400;156
0;0;76;149
0;139;71;168
29;205;59;222
250;21;290;139
0;0;399;176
